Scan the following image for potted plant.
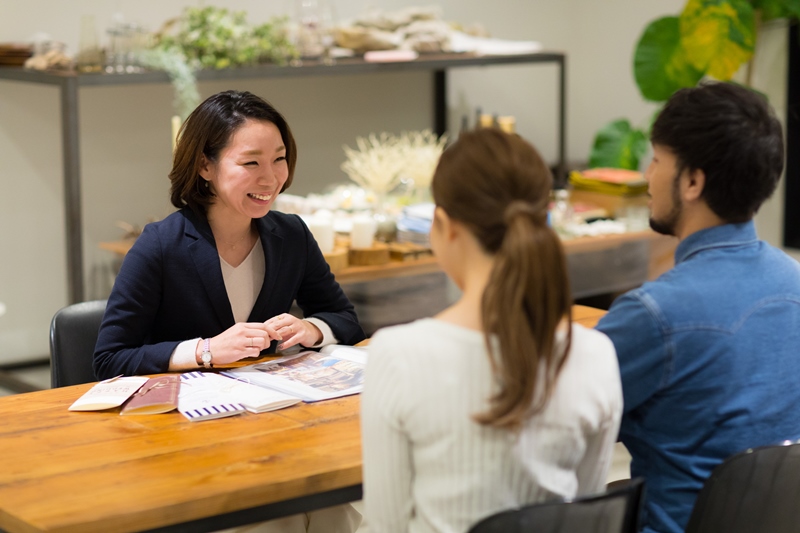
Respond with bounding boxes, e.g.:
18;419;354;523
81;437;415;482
589;0;799;170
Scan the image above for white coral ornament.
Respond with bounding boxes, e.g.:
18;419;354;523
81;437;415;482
341;130;447;197
341;132;407;196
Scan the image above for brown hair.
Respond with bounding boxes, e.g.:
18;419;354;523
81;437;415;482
431;128;573;430
169;90;297;214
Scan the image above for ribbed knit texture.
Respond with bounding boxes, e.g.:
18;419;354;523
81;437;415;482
361;320;622;533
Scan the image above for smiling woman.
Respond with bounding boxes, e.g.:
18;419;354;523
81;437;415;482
93;90;365;379
200;120;289;267
91;90;367;532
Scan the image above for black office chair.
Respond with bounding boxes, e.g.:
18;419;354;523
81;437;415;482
468;477;645;533
49;299;107;388
684;440;800;533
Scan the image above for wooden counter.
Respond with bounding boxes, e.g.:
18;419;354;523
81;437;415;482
101;229;676;286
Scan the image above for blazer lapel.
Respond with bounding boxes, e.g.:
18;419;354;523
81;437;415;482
249;215;284;321
183;210;235;327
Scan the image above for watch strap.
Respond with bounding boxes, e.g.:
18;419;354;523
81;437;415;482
201;338;213;368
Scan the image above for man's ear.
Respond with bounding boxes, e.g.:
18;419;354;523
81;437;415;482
682;167;706;203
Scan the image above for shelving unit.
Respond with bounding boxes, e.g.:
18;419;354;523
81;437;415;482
0;51;566;303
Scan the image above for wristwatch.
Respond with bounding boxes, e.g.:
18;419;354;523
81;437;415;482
200;338;213;368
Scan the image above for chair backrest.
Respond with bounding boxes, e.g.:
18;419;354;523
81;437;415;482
49;299;107;388
468;478;645;533
684;440;800;533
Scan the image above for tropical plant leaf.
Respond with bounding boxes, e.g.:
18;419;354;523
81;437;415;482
750;0;800;21
680;0;755;80
634;16;704;102
588;119;649;171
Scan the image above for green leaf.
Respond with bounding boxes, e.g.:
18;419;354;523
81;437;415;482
750;0;800;21
588;119;649;171
680;0;755;80
634;16;705;102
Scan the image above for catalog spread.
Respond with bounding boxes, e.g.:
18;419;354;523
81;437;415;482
222;346;367;402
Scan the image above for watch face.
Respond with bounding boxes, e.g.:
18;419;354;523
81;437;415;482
202;352;212;364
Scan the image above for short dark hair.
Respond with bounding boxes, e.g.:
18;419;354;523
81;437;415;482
650;81;784;223
169;90;297;214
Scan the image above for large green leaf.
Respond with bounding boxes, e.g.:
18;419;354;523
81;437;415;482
680;0;755;80
588;119;649;171
634;16;704;102
750;0;800;21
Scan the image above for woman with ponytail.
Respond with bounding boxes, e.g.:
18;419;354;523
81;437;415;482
361;128;623;532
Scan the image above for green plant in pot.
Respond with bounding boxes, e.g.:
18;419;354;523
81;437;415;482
589;0;799;171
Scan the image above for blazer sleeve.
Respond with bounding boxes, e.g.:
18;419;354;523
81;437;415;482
93;223;182;379
293;217;366;346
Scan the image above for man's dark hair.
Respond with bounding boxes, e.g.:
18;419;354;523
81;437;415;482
650;81;784;223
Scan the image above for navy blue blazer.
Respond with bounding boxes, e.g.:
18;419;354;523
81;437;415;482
94;207;365;379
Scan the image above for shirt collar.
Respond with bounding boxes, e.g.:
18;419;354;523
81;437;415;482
674;220;759;264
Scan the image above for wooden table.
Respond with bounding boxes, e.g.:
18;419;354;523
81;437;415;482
0;306;605;533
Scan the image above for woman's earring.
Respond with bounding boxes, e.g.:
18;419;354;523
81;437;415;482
204;180;209;188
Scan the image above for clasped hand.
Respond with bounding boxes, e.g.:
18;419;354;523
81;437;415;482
204;314;322;365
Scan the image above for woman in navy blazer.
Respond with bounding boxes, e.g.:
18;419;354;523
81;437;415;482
94;90;365;381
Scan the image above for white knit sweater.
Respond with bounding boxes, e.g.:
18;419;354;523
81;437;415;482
361;319;622;533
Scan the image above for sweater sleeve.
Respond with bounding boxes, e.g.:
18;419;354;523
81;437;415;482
573;332;623;495
361;330;414;533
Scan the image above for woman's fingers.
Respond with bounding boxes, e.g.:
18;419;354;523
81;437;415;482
263;322;283;341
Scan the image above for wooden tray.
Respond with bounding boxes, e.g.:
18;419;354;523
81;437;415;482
349;242;390;266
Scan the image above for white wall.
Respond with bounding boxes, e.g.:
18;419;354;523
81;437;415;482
747;19;800;261
1;0;793;364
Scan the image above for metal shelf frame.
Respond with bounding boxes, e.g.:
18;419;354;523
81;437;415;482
0;51;566;303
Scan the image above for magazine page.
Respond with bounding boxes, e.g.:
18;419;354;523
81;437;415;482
222;347;367;402
214;374;302;413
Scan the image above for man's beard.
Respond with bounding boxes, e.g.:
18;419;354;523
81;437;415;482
649;172;682;236
649;203;681;236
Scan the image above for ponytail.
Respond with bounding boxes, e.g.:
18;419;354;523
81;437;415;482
475;201;573;430
431;128;573;431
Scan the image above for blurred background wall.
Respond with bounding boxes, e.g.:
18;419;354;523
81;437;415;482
0;0;791;363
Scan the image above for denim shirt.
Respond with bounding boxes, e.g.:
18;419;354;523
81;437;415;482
597;221;800;533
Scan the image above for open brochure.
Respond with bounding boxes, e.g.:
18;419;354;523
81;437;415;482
68;376;149;411
222;346;367;402
178;371;301;422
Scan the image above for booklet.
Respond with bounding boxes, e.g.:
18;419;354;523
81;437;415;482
68;376;149;411
222;346;367;402
177;371;301;422
120;375;180;415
